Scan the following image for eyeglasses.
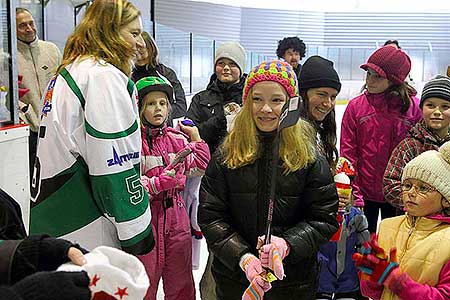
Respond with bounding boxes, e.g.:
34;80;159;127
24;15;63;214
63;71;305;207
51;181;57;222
401;182;437;195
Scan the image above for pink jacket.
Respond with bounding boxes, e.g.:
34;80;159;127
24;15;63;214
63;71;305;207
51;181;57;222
360;214;450;300
141;125;210;201
340;91;421;206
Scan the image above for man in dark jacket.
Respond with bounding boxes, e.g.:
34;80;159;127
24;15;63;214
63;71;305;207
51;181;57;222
186;41;247;154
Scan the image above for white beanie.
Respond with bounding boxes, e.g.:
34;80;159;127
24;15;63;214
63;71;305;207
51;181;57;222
402;141;450;201
58;246;149;300
215;41;247;74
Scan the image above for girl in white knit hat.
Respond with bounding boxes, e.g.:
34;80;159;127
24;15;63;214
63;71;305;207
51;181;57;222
353;140;450;300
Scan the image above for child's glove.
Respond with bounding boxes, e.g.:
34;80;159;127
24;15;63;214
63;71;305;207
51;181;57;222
175;173;186;191
241;255;267;284
352;234;399;284
142;173;183;194
241;255;271;300
140;176;151;193
12;271;91;300
18;75;30;98
257;235;289;280
242;276;271;300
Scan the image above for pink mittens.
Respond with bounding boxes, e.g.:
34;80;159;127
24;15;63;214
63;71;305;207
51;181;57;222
258;236;289;280
141;172;185;195
140;175;151;193
241;255;271;300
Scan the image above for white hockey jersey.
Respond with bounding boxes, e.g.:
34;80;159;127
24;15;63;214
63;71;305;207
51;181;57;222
30;58;154;255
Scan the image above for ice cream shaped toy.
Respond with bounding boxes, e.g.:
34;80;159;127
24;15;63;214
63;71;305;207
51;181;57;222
58;246;149;300
330;157;355;241
334;172;352;198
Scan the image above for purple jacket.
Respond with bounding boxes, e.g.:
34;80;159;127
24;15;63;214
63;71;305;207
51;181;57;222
340;91;421;206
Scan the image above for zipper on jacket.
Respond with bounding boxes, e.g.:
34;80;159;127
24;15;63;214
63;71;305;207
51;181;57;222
29;47;43;98
399;216;417;264
155;131;173;209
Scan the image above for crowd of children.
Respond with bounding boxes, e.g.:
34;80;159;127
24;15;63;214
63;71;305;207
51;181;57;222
3;1;450;300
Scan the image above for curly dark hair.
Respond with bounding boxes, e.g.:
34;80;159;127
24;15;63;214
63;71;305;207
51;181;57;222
384;39;401;49
276;37;306;59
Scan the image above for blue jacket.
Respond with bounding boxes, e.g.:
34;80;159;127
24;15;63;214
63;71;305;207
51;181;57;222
318;207;369;293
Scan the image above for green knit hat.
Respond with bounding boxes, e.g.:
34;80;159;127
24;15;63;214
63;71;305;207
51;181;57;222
136;76;174;109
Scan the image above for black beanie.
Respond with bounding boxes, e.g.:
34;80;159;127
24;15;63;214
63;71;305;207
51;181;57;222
298;55;341;92
420;75;450;108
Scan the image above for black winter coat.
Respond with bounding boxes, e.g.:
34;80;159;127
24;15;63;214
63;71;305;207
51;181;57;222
131;63;187;119
198;134;339;300
0;188;26;240
186;74;245;154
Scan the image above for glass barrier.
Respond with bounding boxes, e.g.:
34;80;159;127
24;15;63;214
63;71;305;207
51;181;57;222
0;0;13;125
156;23;190;93
192;35;213;92
246;52;270;73
156;24;270;94
311;47;450;82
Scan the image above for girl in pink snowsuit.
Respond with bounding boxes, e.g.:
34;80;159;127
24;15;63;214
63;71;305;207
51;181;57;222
136;76;210;300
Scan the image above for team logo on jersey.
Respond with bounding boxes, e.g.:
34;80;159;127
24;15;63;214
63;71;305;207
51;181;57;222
107;146;140;167
41;76;57;120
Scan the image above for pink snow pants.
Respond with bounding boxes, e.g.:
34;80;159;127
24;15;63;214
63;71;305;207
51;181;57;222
138;198;195;300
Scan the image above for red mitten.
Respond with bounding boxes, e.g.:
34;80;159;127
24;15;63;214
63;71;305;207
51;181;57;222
18;75;30;98
19;87;30;98
352;234;399;284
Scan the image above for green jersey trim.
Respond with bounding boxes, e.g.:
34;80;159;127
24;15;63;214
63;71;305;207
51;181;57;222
30;158;101;237
60;68;86;109
61;67;139;140
127;79;134;97
120;222;153;247
85;119;139;140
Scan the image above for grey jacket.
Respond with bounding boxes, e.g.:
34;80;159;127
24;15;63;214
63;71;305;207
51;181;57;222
17;38;61;131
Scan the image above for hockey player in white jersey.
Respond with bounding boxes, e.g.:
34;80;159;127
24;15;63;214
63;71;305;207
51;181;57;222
30;0;154;256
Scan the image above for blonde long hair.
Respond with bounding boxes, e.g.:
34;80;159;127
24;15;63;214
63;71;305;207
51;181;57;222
221;91;317;174
57;0;140;75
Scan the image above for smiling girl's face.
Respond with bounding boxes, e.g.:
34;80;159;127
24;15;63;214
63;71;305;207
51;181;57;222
422;97;450;138
143;91;169;126
306;87;338;122
251;81;288;132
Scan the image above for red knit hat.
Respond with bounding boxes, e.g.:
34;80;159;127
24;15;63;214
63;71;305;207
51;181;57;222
360;45;411;85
